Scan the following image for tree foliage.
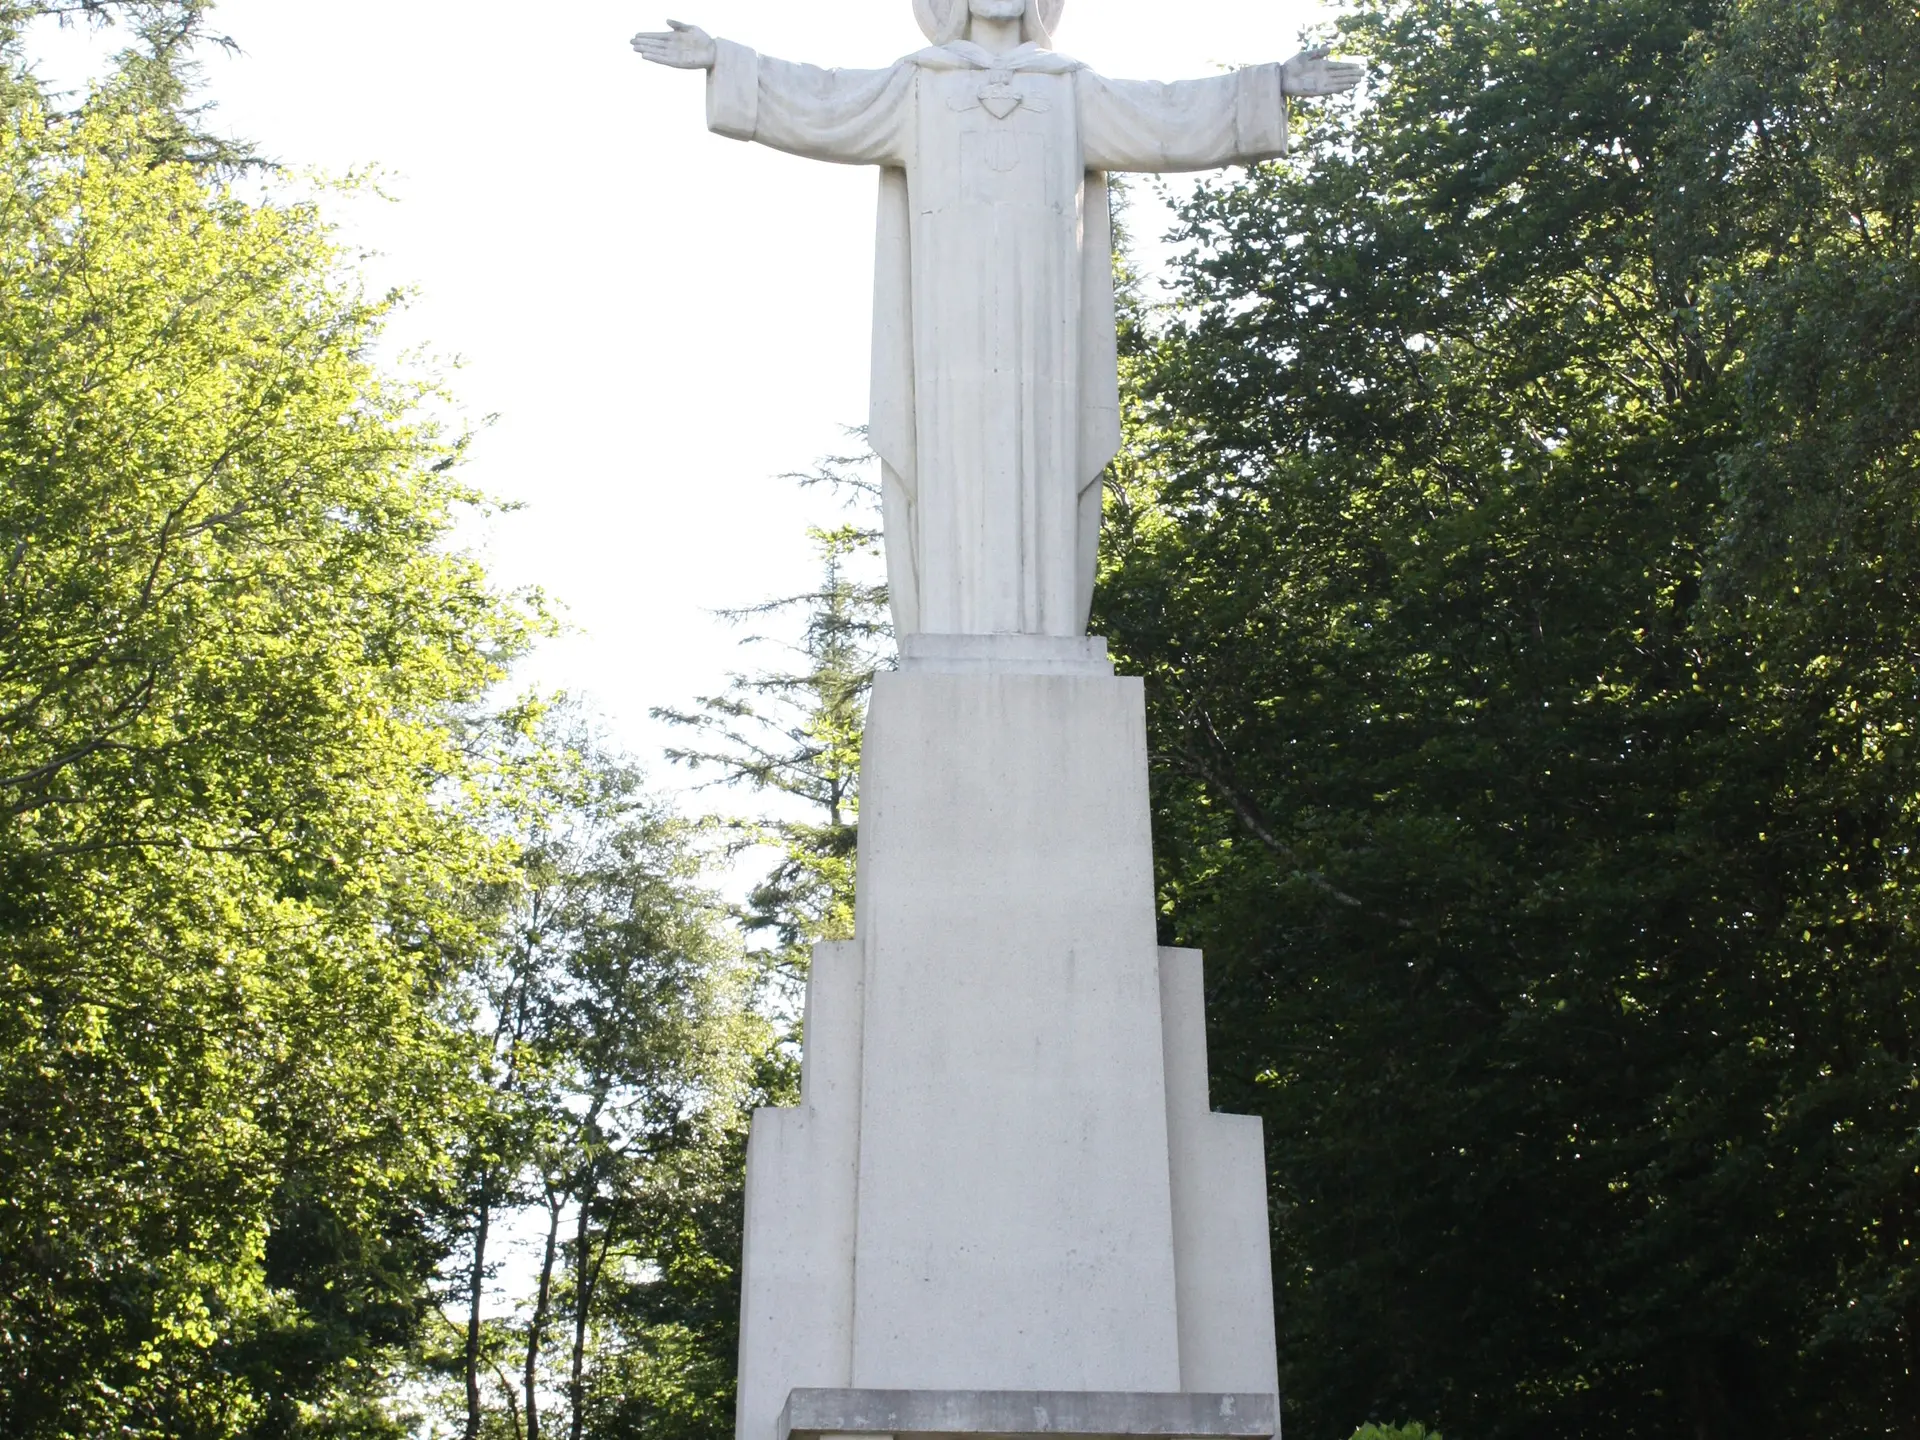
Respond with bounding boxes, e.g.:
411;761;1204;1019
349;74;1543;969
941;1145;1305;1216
602;464;890;1440
433;469;887;1440
435;717;761;1440
0;14;841;1440
1097;1;1920;1436
0;49;541;1440
658;462;890;979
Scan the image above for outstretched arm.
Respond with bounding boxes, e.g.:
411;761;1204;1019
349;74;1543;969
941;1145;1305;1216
1082;47;1363;173
631;18;911;167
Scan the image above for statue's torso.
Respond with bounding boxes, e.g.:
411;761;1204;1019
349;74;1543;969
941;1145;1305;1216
897;65;1088;635
905;67;1083;219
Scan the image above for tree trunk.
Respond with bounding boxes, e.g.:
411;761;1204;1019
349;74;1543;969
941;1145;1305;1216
498;1366;524;1440
567;1183;596;1440
464;1183;494;1440
526;1184;564;1440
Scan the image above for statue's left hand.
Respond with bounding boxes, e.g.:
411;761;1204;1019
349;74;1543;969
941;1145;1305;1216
1281;46;1365;97
632;19;718;69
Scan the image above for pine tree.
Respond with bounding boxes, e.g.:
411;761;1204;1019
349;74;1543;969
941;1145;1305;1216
656;451;892;984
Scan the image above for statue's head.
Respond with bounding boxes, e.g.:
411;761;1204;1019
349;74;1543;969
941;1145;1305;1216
914;0;1064;48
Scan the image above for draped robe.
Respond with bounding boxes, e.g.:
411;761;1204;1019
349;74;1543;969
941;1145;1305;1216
705;39;1289;637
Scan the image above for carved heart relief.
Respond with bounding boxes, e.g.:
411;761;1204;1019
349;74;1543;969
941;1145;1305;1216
979;85;1023;120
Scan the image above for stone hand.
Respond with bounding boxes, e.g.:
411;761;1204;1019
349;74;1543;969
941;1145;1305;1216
632;19;717;70
1280;46;1365;97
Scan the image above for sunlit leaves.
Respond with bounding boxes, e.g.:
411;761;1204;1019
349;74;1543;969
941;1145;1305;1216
0;90;539;1440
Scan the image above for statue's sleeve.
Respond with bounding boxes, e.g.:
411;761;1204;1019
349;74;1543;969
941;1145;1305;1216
706;39;913;166
1078;66;1288;173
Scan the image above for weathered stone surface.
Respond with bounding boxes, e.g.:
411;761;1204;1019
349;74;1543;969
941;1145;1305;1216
732;942;863;1440
848;671;1182;1393
897;632;1112;677
731;670;1285;1440
780;1389;1281;1440
729;670;1285;1440
1160;949;1281;1396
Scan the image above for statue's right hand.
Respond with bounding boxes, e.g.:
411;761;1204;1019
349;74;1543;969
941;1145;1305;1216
1280;45;1365;97
632;19;717;69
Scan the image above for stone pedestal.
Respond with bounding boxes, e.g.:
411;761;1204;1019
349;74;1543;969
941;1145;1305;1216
734;644;1279;1440
781;1389;1280;1440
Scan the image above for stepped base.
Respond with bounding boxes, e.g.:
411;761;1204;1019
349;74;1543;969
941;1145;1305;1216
734;664;1279;1440
782;1390;1279;1440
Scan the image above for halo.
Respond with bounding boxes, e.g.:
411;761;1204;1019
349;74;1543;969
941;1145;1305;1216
913;0;1065;47
912;0;966;45
1028;0;1064;45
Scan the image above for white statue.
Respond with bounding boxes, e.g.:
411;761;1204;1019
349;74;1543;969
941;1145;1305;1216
636;1;1361;639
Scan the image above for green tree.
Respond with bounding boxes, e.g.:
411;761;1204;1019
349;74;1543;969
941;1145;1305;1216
0;57;541;1440
5;0;208;30
539;749;759;1440
658;459;890;981
6;0;252;168
436;485;890;1440
423;717;759;1440
1097;1;1920;1436
583;460;889;1440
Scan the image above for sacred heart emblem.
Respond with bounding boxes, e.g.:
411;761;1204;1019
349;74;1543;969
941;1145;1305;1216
948;71;1049;122
979;84;1024;120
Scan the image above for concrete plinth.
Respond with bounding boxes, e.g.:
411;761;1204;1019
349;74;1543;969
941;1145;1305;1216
780;1390;1279;1440
734;664;1279;1440
897;633;1114;676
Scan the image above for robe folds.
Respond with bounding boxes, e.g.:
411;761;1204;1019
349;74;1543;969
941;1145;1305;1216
706;38;1289;638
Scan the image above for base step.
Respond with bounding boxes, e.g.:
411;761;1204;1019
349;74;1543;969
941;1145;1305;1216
781;1390;1279;1440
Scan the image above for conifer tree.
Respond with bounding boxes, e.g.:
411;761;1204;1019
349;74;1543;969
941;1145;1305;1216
657;452;891;983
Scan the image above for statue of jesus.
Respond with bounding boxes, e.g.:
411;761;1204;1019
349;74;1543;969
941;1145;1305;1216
635;0;1361;640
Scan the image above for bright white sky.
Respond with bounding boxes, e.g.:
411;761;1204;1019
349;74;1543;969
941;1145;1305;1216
32;0;1333;782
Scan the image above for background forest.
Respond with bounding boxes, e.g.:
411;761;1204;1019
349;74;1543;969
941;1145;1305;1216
0;1;1915;1439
